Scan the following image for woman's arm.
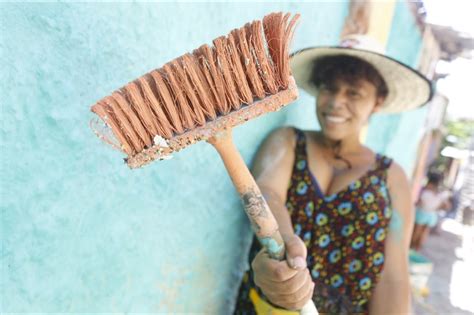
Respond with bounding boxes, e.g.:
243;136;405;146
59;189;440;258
369;162;414;314
251;127;297;237
250;127;315;310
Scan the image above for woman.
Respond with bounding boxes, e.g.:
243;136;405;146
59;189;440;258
234;35;432;314
411;173;451;251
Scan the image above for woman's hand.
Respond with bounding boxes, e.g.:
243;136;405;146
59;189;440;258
252;234;315;310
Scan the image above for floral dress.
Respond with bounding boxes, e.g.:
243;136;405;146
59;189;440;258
234;128;393;315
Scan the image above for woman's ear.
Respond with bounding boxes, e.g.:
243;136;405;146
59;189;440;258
371;96;386;114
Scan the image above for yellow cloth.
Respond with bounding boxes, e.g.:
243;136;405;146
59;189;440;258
249;288;299;315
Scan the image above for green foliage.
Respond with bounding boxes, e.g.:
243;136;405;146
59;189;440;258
444;119;474;149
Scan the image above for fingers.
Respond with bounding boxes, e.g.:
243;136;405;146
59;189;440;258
254;263;308;294
264;269;315;311
252;249;299;282
290;280;315;311
283;234;307;269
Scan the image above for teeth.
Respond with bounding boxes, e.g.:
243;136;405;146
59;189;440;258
325;115;347;123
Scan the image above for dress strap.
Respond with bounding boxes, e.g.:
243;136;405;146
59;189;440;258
374;153;393;180
376;153;393;168
291;128;325;198
292;127;308;157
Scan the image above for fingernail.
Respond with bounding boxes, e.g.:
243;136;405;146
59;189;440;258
293;256;306;269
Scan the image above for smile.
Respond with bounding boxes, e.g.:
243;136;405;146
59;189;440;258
324;115;348;123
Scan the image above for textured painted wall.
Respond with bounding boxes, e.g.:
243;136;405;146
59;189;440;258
1;2;350;313
365;0;427;176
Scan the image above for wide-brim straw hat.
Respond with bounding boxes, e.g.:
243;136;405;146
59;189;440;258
290;34;433;113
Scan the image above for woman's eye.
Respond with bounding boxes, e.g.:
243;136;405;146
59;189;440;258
348;90;361;98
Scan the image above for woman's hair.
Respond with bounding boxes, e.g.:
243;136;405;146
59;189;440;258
310;55;389;98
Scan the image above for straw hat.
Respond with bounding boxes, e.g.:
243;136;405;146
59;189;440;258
290;34;433;113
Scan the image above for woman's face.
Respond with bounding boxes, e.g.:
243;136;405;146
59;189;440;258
316;78;385;142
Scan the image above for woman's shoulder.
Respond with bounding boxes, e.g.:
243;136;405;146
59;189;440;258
386;160;410;192
269;125;297;137
251;126;299;191
254;126;298;165
264;126;299;149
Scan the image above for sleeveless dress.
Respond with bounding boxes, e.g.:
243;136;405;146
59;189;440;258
234;128;393;315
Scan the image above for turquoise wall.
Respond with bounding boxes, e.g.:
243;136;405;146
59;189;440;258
1;2;349;313
1;1;426;313
365;0;427;176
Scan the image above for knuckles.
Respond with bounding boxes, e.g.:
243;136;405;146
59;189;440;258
257;271;313;311
272;265;288;281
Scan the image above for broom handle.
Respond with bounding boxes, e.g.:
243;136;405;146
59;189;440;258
209;130;318;315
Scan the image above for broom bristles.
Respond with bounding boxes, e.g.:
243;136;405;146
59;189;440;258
91;12;300;161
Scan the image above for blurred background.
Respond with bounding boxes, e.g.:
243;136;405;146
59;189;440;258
1;1;472;314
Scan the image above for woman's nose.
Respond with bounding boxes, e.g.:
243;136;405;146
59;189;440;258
328;91;347;110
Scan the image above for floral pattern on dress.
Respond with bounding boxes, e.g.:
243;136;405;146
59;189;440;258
234;128;393;315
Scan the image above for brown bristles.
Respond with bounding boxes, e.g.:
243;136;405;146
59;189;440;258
90;12;300;163
137;75;174;139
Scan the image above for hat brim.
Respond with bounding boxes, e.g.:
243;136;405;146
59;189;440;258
290;47;433;113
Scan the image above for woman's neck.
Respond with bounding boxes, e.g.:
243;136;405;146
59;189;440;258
321;133;365;156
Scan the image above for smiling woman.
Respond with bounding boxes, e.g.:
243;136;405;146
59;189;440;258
233;34;432;314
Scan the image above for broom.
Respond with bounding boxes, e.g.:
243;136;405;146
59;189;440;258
90;12;317;315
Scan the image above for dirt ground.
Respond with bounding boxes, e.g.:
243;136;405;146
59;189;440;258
412;218;474;315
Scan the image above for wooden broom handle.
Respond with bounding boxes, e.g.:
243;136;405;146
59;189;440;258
208;129;285;259
209;129;318;315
